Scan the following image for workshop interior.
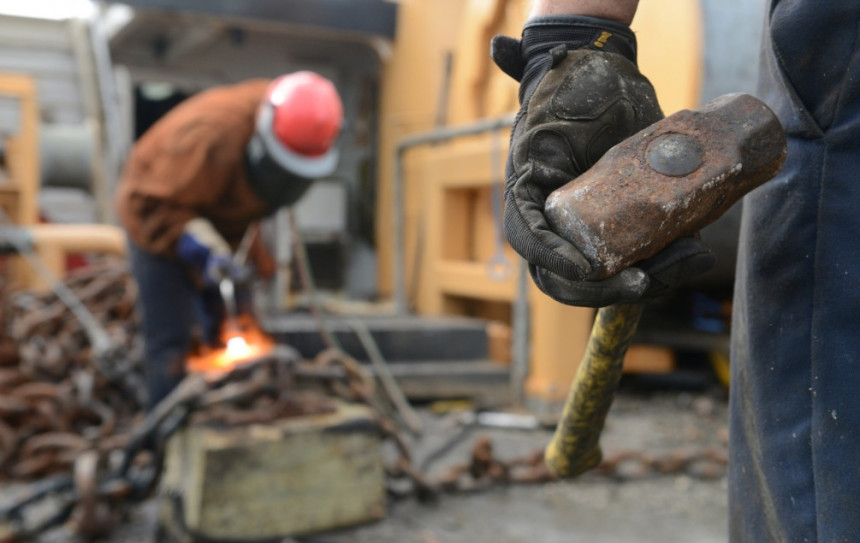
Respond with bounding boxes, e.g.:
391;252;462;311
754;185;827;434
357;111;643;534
0;1;772;541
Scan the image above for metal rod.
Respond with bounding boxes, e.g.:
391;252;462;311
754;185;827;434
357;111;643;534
219;277;238;327
344;317;423;435
287;209;341;351
233;223;258;268
511;259;530;406
271;208;293;312
392;114;515;314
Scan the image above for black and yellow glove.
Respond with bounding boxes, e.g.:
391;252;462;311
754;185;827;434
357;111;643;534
493;16;714;307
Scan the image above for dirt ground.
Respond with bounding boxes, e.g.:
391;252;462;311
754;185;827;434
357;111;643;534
93;380;730;543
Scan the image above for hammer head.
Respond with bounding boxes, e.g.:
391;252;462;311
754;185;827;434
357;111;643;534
544;93;786;280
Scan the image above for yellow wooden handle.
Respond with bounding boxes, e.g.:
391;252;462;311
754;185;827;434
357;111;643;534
544;302;644;478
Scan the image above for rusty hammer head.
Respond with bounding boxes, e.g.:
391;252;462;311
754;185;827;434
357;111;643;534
544;93;787;280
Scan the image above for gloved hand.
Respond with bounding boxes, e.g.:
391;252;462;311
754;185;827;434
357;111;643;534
492;16;714;307
176;218;242;287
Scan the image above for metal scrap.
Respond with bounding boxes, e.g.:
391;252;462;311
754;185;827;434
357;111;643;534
0;260;142;484
0;259;730;542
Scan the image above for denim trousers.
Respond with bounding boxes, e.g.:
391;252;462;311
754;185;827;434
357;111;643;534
729;1;860;540
128;241;222;409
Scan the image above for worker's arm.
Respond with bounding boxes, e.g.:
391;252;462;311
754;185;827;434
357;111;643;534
492;1;713;306
117;119;253;256
175;218;240;287
529;0;638;24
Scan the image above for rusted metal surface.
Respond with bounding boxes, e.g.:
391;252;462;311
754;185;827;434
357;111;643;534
414;436;728;497
545;93;787;279
1;259;730;542
0;260;142;485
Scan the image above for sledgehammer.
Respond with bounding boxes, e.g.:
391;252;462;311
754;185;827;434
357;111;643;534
542;93;786;478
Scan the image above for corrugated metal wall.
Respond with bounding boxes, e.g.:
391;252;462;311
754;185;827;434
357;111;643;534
0;16;87;125
0;14;123;223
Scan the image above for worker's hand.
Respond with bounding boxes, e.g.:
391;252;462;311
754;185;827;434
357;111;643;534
492;16;714;307
176;218;243;287
203;254;250;286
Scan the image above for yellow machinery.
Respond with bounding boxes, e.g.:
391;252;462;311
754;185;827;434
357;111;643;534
0;73;124;290
376;0;705;412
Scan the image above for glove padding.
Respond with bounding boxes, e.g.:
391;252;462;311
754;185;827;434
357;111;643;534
492;16;714;307
532;237;716;306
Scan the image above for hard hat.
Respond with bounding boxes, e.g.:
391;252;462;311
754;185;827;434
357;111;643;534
253;71;343;180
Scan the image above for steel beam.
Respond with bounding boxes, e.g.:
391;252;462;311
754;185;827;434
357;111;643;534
108;0;398;39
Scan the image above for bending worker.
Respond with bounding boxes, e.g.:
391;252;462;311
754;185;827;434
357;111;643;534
493;0;859;540
115;72;343;408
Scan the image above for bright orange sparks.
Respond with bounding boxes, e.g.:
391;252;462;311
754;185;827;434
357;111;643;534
226;336;252;358
186;315;274;374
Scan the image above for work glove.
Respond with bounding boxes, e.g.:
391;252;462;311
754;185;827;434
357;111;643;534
492;16;714;307
176;218;244;287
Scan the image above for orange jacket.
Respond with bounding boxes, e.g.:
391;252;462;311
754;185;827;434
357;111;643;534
115;79;273;257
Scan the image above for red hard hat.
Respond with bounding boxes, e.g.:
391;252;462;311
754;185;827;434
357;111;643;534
265;71;343;157
254;72;343;180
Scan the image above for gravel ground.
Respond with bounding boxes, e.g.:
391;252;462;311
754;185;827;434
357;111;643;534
13;384;730;543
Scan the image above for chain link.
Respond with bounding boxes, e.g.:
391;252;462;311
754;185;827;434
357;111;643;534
0;261;728;542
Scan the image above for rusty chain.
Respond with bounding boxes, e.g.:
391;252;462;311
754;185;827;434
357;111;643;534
0;259;728;542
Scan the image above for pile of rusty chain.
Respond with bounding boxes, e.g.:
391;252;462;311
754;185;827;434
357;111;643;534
311;350;728;499
0;259;729;542
391;432;727;501
0;347;355;540
0;257;430;540
0;260;143;483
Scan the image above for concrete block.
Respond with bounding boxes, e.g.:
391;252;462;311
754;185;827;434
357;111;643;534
159;401;385;541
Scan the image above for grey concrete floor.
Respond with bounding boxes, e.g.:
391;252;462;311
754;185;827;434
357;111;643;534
312;389;730;543
22;387;729;543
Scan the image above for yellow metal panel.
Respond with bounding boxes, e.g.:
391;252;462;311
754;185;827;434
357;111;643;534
623;344;676;374
377;0;467;296
435;260;517;302
0;74;39;227
422;132;510;189
380;0;704;409
0;74;42;287
632;0;704;113
448;0;528;123
526;286;596;404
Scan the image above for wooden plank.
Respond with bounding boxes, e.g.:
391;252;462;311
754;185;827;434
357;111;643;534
632;0;704;112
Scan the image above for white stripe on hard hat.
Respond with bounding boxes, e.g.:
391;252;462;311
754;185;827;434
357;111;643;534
254;102;339;179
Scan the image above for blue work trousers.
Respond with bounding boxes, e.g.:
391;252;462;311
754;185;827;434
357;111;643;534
128;241;223;409
729;1;860;540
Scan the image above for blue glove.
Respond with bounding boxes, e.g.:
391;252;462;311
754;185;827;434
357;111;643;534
176;218;236;287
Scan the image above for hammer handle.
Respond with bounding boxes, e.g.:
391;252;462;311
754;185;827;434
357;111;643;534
544;302;644;478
